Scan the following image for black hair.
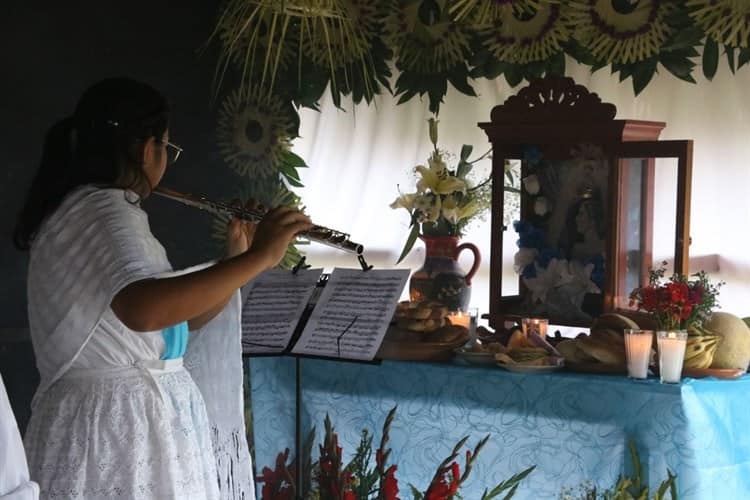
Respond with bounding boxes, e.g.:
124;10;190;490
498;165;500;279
13;77;170;250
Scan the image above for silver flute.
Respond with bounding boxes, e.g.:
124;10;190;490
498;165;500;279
153;187;364;254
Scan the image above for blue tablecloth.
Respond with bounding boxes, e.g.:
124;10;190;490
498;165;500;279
249;357;750;499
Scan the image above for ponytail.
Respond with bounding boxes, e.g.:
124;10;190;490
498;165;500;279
13;77;169;251
13;117;77;250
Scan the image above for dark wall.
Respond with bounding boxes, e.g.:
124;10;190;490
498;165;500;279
0;1;240;329
0;1;240;428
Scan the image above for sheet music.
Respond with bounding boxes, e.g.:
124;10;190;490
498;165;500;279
241;268;322;354
291;268;409;360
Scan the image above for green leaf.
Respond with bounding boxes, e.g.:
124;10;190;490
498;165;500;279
449;72;477;97
456;160;472;178
726;45;737;74
659;54;696;83
547;51;565;76
632;58;657;95
281;149;308;168
504;64;524;87
409;484;424;500
396;223;420;264
739;47;750;68
460;144;473;161
703;37;719;80
661;26;704;51
482;465;535;499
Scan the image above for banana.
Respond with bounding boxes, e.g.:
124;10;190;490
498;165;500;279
682;335;720;369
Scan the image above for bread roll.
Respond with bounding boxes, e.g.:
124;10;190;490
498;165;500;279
577;335;626;365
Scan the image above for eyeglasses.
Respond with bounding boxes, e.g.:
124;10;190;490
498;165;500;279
163;140;183;165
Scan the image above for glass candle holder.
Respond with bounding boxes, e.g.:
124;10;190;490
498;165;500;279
624;329;653;379
522;318;548;340
448;308;478;340
657;330;687;384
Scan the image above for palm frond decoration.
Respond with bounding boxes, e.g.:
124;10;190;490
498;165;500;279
687;0;750;48
211;0;379;104
384;0;475;113
569;0;677;64
479;2;571;64
385;0;472;73
449;0;544;25
210;176;307;271
217;88;297;179
307;0;394;106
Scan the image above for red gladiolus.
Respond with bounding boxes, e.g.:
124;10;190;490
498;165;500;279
383;465;400;500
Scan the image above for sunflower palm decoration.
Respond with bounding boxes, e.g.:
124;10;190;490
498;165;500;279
385;0;475;114
686;0;750;79
449;0;543;25
217;88;298;179
469;1;570;87
210;175;308;271
567;1;701;94
211;0;387;107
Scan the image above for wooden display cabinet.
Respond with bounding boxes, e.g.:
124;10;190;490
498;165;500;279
478;76;692;330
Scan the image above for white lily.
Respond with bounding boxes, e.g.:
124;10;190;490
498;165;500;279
414;194;441;222
389;192;417;210
441;195;459;224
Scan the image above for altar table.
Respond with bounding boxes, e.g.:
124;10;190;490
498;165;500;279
249;357;750;499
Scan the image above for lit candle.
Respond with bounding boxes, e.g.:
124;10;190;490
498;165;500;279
448;311;471;329
522;318;548;339
624;329;653;379
657;330;687;384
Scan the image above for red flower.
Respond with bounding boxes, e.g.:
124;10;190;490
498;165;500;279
425;461;461;500
383;465;400;500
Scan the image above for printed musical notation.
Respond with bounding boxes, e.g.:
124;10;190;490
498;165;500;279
291;268;409;361
241;268;322;354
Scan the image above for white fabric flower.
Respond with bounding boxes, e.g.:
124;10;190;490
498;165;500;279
513;248;538;273
523;174;540;195
533;196;550;216
523;258;573;304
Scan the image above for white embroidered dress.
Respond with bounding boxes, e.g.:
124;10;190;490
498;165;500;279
23;186;254;500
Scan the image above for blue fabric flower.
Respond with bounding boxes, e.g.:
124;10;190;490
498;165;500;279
585;254;605;289
523;145;543;166
521;263;537;279
514;220;545;250
537;248;561;268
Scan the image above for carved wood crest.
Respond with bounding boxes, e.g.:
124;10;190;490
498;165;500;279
490;76;617;124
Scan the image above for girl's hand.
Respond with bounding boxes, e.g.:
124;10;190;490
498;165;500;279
225;199;260;258
250;206;313;268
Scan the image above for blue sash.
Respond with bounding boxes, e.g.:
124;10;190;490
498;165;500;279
161;321;189;360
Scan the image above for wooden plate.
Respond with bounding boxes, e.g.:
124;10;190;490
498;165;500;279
565;361;627;374
378;325;468;361
681;367;746;379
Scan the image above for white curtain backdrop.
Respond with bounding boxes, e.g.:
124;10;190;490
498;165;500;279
293;60;750;319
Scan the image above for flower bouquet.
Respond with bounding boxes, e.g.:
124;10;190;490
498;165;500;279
390;118;493;264
629;264;724;369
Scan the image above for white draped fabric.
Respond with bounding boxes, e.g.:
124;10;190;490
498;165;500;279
293;61;750;317
23;186;253;499
0;374;39;500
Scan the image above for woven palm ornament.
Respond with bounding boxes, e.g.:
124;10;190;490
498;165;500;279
449;0;544;25
687;0;750;48
384;0;472;74
216;88;295;179
480;3;571;64
569;0;676;64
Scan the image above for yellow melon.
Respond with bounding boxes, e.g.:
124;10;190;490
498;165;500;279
706;312;750;370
